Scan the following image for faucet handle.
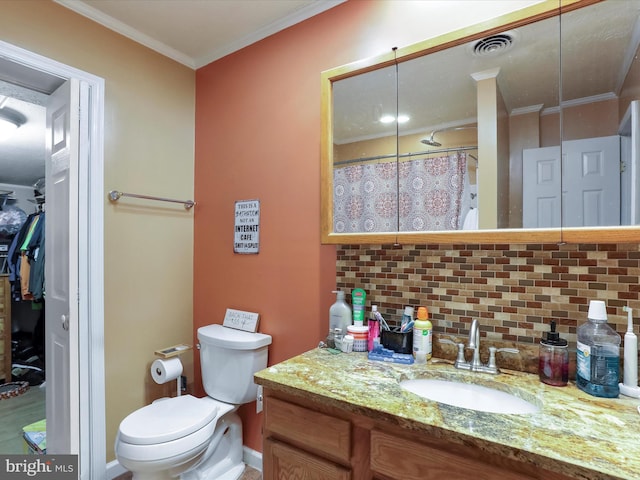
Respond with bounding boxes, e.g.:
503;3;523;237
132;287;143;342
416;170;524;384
488;347;520;369
439;338;467;367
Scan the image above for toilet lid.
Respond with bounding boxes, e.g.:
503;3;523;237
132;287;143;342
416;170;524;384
119;395;218;445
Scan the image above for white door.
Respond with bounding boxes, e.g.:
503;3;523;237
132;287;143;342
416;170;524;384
45;79;80;454
522;146;562;228
523;137;620;228
562;136;620;227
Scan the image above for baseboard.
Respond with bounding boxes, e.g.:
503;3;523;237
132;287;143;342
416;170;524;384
106;459;127;479
106;446;262;478
243;446;263;472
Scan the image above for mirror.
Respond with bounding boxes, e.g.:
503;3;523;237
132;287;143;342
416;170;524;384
321;0;640;244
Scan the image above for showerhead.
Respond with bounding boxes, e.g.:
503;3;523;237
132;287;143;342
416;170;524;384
420;134;441;147
420;125;477;148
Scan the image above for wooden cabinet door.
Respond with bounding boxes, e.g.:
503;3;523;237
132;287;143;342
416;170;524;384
264;438;351;480
371;430;536;480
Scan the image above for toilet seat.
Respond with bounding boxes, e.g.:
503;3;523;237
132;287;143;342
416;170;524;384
119;395;218;445
116;420;216;465
115;396;236;463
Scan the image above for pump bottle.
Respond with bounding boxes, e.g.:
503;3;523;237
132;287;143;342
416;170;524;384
329;291;352;347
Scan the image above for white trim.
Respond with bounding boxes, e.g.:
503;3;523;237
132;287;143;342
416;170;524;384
195;1;347;68
510;104;543;117
53;0;195;68
243;446;263;472
106;460;127;480
541;92;618;116
0;40;106;480
54;0;346;69
470;67;500;82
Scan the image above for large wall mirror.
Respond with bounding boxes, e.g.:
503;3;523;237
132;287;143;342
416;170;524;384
321;0;640;244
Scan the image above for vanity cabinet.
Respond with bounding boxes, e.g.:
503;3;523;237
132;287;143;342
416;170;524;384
261;390;575;480
262;396;356;480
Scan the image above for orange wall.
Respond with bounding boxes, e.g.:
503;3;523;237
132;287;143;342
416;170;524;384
193;0;544;452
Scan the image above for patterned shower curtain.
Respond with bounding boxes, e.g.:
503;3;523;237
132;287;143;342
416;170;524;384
333;152;468;233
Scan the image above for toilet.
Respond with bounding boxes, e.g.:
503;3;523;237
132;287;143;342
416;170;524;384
115;324;272;480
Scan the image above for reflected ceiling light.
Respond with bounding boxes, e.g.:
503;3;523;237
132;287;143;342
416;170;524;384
0;108;26;141
380;114;409;124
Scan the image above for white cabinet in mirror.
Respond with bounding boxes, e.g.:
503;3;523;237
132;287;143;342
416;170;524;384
321;0;640;245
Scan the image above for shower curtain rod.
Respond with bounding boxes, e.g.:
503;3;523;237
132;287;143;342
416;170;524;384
334;145;478;166
108;190;196;210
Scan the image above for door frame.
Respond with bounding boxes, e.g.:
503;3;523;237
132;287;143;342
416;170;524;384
0;40;105;478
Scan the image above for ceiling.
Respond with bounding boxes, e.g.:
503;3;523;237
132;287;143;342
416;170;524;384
0;0;345;191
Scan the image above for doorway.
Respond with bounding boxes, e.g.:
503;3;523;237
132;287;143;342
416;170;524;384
0;40;105;478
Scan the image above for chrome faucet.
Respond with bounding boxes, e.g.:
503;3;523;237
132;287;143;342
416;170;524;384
441;319;519;374
467;318;483;370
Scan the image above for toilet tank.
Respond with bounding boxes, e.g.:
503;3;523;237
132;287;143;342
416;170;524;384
197;324;272;404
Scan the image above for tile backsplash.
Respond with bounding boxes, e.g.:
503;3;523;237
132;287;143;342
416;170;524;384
337;242;640;373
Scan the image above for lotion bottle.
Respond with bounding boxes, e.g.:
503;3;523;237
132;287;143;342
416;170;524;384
412;306;432;363
329;291;352;345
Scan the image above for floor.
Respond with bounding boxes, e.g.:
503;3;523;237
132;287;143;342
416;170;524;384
115;465;262;479
0;383;46;453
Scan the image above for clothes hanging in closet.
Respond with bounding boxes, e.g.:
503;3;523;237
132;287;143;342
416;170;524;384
7;212;45;302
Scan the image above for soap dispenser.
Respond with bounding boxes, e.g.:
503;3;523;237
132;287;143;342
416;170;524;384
539;320;568;386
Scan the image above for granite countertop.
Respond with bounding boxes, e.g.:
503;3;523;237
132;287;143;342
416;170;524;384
255;348;640;480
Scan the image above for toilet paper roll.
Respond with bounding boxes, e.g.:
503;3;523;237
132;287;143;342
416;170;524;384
151;357;183;385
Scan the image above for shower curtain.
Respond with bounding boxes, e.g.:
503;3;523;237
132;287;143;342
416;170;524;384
333;152;468;233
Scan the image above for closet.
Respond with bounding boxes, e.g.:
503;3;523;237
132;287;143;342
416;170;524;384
0;186;46;387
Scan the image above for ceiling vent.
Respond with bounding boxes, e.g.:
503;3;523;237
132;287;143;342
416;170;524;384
471;32;516;57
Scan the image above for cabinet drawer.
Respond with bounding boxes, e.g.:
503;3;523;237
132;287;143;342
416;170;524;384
264;438;351;480
265;396;351;463
371;429;535;480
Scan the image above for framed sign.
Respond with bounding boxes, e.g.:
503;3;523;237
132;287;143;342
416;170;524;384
234;199;260;254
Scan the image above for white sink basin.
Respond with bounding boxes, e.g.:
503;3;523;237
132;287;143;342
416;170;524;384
400;378;540;415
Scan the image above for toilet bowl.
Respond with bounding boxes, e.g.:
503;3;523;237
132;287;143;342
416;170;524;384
115;324;271;480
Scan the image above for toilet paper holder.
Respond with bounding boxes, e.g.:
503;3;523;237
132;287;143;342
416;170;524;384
154;343;192;359
153;344;191;397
